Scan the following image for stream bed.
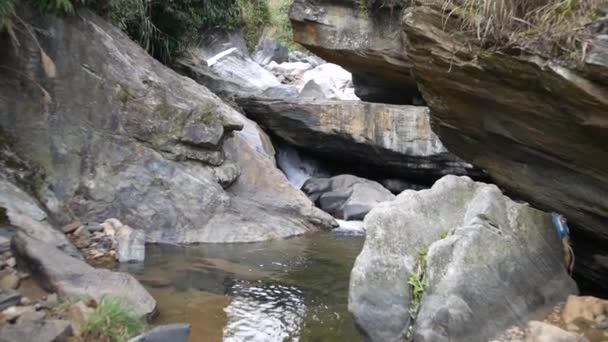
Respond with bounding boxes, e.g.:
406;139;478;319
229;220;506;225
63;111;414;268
121;231;364;342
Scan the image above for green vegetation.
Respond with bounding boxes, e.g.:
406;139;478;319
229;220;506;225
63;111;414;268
407;245;428;318
439;0;604;58
83;297;148;342
1;0;300;62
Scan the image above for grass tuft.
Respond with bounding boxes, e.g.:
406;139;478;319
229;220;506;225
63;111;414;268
83;297;147;342
435;0;605;58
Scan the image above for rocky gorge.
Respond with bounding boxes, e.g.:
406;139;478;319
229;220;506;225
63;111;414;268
0;0;607;341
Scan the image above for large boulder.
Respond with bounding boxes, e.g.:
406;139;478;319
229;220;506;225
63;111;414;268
349;176;577;342
12;233;157;318
174;28;281;97
401;2;608;288
0;6;333;244
303;175;394;220
237;98;479;182
289;0;420;104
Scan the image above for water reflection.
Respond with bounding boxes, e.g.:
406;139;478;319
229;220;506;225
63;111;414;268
121;232;364;342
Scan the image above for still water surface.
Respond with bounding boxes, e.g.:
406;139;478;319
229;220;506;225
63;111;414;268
122;232;364;342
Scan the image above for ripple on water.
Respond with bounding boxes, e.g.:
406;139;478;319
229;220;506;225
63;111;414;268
124;232;365;342
224;283;306;341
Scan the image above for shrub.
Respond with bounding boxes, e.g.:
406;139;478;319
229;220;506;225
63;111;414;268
83;297;148;342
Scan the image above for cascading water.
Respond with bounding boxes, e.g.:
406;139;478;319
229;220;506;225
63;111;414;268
275;144;330;189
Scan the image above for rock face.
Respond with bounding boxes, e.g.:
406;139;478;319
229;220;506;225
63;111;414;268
175;30;280;96
12;233;157;318
289;0;420;104
238;98;478;181
349;176;577;342
0;6;333;244
302;175;394;220
401;2;608;287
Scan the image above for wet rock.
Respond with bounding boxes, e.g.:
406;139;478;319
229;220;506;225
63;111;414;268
12;233;157;318
562;295;608;324
349;176;577;342
116;225;146;263
0;289;21;311
0;319;72;342
128;323;191;342
289;0;420;104
238;98;479;181
525;321;588;342
303;175;395;220
254;38;289;66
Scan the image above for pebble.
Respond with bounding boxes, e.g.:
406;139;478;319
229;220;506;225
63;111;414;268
74;238;91;249
565;323;580;332
73;226;87;237
6;257;16;268
0;273;20;289
20;296;31;305
2;305;35;322
62;221;81;234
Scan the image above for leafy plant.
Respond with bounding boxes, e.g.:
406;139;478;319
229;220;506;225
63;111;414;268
408;245;428;318
83;297;147;342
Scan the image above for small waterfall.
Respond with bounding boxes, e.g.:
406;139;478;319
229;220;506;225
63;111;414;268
276;144;329;189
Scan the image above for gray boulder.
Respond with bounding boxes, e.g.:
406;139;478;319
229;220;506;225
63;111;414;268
253;38;289;66
303;175;395;220
237;98;480;182
0;319;72;342
12;233;157;319
0;6;333;244
128;324;191;342
349;176;577;342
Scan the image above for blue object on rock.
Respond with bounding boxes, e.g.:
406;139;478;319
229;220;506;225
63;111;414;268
551;212;570;240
